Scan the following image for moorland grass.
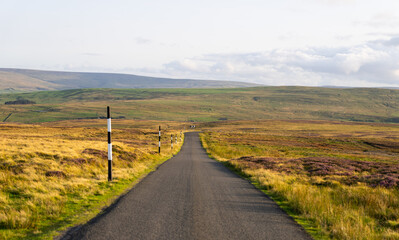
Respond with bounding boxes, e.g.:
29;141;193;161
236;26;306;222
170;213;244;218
0;120;186;239
200;120;399;240
1;87;399;124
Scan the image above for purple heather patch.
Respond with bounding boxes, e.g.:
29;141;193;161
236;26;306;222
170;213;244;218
236;156;399;188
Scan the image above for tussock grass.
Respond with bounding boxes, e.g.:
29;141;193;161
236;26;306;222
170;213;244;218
200;120;399;240
0;119;186;239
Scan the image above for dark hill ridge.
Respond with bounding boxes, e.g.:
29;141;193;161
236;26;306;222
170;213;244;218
0;68;260;92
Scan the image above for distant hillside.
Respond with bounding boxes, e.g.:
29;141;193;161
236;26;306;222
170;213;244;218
0;68;260;92
1;87;398;123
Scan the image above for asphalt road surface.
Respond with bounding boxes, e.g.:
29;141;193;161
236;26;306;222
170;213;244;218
64;132;312;240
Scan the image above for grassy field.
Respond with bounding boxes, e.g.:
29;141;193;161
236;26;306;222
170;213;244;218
0;119;186;239
0;87;399;123
1;86;399;239
199;120;399;240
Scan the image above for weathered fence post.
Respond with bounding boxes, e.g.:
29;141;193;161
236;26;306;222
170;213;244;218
171;134;173;149
158;126;161;154
107;106;112;181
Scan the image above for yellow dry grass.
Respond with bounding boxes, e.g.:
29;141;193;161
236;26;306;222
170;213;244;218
200;120;399;240
0;119;186;239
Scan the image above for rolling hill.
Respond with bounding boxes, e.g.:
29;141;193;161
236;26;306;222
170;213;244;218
0;87;398;123
0;68;260;92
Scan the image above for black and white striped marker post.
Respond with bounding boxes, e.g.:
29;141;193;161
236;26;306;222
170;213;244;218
175;135;177;144
158;126;161;154
171;134;173;149
107;106;112;181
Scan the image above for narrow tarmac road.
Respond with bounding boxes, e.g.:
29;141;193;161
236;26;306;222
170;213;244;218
65;132;312;240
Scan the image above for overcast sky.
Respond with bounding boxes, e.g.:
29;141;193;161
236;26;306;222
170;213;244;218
1;0;399;87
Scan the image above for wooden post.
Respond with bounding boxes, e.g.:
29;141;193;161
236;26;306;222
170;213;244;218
107;106;112;181
171;134;173;149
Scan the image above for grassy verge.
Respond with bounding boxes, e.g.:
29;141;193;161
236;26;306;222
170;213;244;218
200;133;328;239
220;159;328;240
0;120;185;239
199;120;399;240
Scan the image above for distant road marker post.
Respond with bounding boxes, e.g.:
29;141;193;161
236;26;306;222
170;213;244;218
107;106;112;181
158;126;161;154
171;134;173;149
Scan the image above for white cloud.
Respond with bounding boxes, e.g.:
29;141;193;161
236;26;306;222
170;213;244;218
308;0;357;5
157;37;399;87
384;37;399;46
81;53;102;57
135;37;151;45
368;13;399;28
334;46;387;74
